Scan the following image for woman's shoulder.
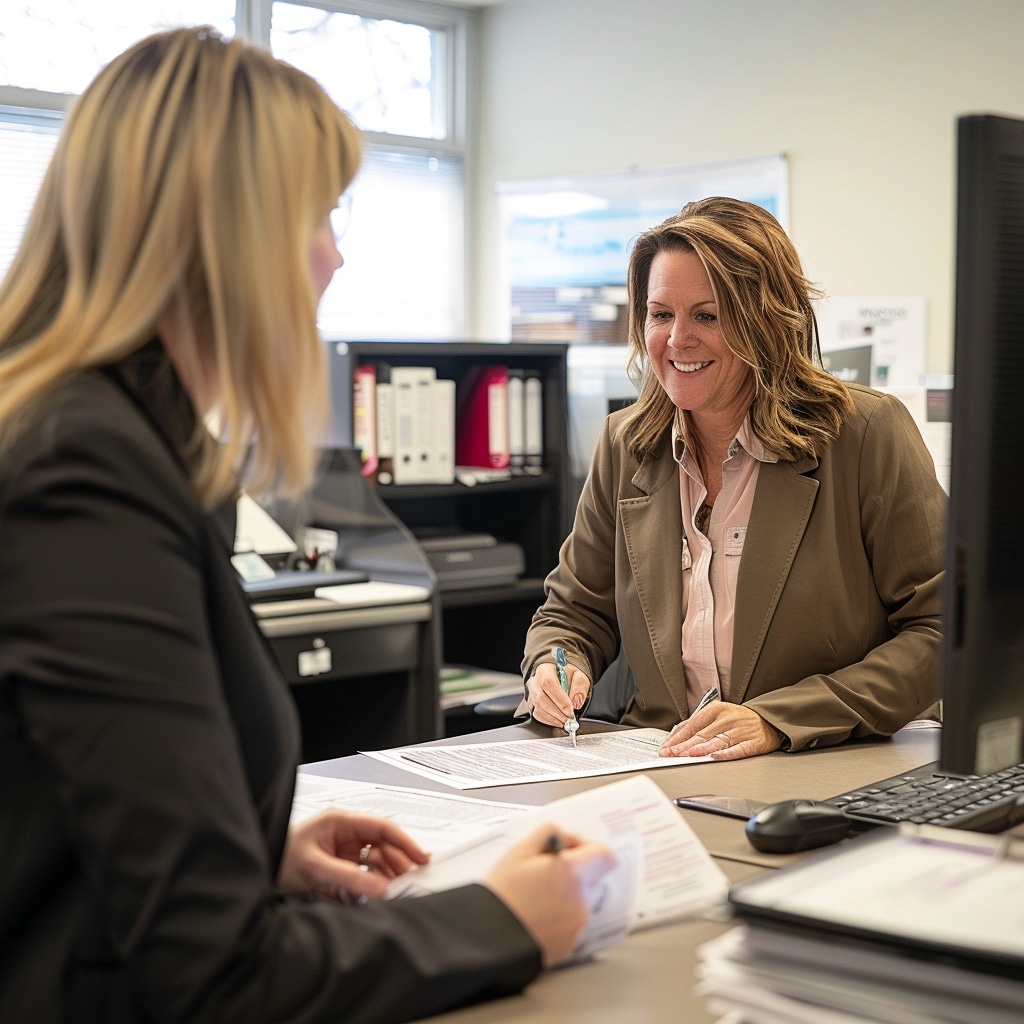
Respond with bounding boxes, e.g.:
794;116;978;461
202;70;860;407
596;404;664;465
843;380;903;410
10;371;148;461
2;370;192;510
830;382;934;474
840;381;919;431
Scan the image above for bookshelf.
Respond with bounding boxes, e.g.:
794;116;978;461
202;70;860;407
323;341;572;721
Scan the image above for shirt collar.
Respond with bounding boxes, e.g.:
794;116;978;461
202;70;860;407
671;411;778;466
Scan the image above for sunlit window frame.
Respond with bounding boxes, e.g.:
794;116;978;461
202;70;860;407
0;0;478;337
243;0;472;154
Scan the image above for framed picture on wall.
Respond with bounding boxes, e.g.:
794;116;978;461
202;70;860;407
497;154;789;344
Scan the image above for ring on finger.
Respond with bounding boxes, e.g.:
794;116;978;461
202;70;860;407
359;844;373;864
715;732;731;748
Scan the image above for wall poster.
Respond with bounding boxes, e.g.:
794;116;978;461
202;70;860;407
497;154;789;344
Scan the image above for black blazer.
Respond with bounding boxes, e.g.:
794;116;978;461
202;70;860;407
0;344;540;1023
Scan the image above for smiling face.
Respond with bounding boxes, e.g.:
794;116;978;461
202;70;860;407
644;248;754;435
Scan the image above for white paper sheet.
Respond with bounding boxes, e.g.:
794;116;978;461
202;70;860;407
291;775;534;857
386;775;729;959
361;727;713;789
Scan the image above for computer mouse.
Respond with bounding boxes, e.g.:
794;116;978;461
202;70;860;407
745;799;857;854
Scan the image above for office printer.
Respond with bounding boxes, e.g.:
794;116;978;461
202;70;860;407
414;529;526;591
235;449;441;760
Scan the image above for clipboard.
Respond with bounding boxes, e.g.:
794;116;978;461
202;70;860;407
727;825;1024;980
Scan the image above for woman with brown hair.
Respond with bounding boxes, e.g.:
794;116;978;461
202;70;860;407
523;197;945;761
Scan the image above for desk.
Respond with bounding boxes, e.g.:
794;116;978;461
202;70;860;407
259;597;439;762
301;721;942;1024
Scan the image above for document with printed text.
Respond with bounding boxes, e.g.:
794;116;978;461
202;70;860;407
291;774;535;857
362;727;713;789
386;774;729;960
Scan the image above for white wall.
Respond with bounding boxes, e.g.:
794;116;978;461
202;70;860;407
469;0;1024;375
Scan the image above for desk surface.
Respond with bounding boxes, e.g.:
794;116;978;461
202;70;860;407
302;721;943;1024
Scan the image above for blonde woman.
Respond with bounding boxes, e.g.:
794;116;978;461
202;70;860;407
0;27;613;1023
524;198;945;761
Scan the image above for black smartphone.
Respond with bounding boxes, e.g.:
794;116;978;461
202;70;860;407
673;794;768;820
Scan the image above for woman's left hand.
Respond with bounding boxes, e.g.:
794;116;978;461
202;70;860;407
278;810;430;901
658;702;783;761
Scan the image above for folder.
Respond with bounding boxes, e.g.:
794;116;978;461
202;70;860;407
429;377;456;484
456;365;511;469
506;368;526;473
391;365;437;484
352;364;378;479
374;362;394;486
523;369;543;473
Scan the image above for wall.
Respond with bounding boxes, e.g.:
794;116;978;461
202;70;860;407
469;0;1024;375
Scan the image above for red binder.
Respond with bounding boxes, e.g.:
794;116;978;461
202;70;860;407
456;365;511;469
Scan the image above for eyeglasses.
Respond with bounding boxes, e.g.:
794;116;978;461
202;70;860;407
330;193;353;244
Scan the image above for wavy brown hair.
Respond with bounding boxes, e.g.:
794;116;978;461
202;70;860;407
0;27;362;506
622;197;853;463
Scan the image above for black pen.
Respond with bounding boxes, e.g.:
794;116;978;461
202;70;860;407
544;832;564;854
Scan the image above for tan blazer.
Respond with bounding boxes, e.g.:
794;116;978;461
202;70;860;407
525;384;946;751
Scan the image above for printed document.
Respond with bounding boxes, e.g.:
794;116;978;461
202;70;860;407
291;774;534;857
386;774;729;960
362;727;713;789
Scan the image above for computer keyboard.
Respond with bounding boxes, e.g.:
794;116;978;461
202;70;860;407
824;760;1024;833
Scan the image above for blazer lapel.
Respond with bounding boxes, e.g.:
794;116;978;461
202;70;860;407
730;457;819;701
620;441;689;715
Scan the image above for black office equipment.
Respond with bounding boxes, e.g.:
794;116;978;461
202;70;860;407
938;112;1024;778
746;114;1024;854
416;531;526;591
822;761;1024;830
745;800;859;853
249;448;440;761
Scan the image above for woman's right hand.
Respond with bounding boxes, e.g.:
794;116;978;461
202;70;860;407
525;663;592;728
483;825;617;967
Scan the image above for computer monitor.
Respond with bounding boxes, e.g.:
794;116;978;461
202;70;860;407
938;113;1024;776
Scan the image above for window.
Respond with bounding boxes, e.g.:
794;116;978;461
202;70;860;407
271;1;467;339
271;3;445;140
0;1;236;95
0;107;62;279
0;0;471;339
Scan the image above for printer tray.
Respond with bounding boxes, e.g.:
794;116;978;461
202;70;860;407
241;567;368;601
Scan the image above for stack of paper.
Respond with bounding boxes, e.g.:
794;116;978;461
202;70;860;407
697;827;1024;1023
292;772;729;963
385;774;729;960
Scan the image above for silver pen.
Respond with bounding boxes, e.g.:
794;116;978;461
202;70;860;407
670;686;720;731
691;685;720;717
553;646;578;747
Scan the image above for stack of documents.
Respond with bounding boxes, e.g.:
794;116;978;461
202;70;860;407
386;774;729;960
294;772;728;962
697;826;1024;1023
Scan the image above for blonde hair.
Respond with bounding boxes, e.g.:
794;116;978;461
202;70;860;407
0;26;362;506
622;197;853;463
